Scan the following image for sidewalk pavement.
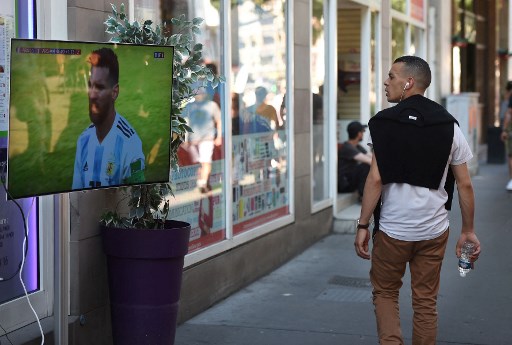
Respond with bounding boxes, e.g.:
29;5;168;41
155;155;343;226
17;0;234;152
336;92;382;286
175;162;512;345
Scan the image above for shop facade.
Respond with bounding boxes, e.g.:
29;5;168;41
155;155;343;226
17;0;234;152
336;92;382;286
0;0;507;343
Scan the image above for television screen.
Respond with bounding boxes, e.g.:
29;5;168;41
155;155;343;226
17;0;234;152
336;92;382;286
7;39;173;199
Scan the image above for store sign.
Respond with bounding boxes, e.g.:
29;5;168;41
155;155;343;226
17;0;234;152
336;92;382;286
411;0;424;22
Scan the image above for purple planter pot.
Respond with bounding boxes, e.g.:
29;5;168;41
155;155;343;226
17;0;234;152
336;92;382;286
102;220;191;345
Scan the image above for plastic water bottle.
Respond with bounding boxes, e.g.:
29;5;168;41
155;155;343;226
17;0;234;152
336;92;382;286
458;241;475;277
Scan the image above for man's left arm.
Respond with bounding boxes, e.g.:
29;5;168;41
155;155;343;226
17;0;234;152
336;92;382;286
451;163;480;262
353;152;372;165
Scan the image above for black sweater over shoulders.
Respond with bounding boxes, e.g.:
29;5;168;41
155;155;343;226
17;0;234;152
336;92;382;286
369;94;458;211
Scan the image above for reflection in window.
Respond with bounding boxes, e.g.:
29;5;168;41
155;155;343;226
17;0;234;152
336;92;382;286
311;0;328;203
410;25;418;55
391;19;406;61
370;11;378;116
231;0;289;234
391;0;406;13
135;0;227;252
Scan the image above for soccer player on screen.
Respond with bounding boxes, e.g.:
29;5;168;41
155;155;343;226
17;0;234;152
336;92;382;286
72;48;145;190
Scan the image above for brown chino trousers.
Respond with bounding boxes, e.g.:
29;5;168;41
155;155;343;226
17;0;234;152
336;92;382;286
370;229;449;345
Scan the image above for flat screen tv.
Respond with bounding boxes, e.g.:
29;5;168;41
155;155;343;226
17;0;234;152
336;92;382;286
7;39;173;199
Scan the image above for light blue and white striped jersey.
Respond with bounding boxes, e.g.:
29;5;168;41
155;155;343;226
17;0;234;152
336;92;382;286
72;113;145;189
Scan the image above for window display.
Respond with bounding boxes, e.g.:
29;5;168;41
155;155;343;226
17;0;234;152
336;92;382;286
231;0;289;234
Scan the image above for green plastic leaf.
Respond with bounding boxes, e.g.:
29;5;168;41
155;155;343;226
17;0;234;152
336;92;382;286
192;18;204;25
192;26;201;35
111;4;118;18
191;64;202;72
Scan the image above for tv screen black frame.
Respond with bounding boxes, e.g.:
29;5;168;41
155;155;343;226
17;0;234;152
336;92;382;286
7;38;174;199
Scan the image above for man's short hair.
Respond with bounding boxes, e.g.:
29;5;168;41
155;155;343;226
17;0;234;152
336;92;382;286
506;81;512;91
88;47;119;86
255;86;268;102
393;55;431;90
347;121;367;139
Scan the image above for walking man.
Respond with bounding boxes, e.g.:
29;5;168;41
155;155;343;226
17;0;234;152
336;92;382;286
354;56;481;345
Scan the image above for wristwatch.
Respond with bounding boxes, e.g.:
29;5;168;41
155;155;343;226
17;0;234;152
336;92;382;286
357;219;370;230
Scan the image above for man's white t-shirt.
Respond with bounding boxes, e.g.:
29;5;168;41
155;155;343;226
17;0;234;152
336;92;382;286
72;113;145;189
368;123;473;241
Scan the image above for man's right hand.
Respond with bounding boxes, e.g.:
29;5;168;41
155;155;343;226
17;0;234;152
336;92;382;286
354;228;371;260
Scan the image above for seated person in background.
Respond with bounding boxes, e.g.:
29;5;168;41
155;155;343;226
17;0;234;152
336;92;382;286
338;121;371;199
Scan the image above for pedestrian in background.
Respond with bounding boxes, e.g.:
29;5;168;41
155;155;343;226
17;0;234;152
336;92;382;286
337;121;371;200
500;81;512;190
498;81;512;127
354;55;481;345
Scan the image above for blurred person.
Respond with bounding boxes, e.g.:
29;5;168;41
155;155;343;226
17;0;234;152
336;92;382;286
500;81;512;190
499;81;512;127
337;121;371;200
243;86;278;133
72;47;145;189
231;93;241;135
205;62;221;107
354;55;481;345
182;83;222;192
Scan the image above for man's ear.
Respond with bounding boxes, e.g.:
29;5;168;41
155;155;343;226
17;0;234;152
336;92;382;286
112;83;119;101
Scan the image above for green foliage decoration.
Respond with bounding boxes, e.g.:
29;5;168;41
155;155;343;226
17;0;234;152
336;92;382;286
100;3;224;229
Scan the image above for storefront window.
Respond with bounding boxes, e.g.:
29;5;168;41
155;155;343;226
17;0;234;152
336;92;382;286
134;0;290;242
391;0;406;13
311;0;328;203
231;0;289;234
337;8;361;125
410;25;420;55
463;12;476;43
391;19;406;61
370;11;379;117
133;0;226;252
462;0;474;11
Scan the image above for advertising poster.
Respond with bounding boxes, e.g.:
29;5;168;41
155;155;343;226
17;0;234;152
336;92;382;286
231;131;288;235
170;129;289;252
172;145;226;253
0;15;14;148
